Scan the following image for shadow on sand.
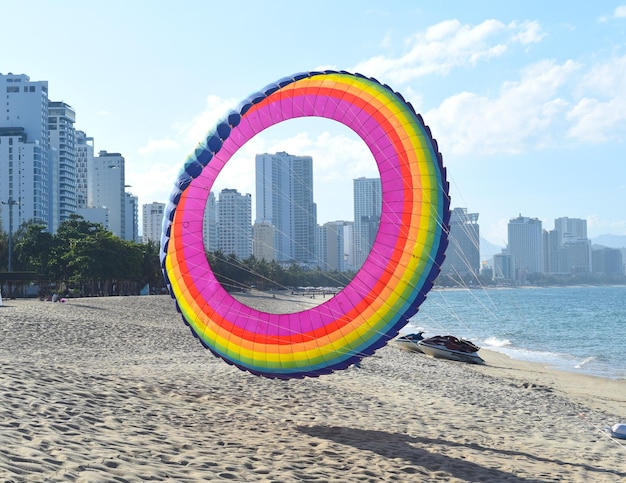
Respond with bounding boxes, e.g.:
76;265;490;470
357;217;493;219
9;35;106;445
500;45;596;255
297;425;625;482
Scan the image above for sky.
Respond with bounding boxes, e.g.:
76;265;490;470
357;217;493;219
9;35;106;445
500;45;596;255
3;1;626;254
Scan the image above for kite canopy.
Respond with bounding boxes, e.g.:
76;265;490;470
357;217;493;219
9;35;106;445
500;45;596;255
161;70;450;379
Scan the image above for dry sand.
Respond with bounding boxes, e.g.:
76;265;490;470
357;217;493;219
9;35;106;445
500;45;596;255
0;293;624;482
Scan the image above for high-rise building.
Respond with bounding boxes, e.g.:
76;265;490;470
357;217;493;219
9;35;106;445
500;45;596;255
1;73;138;241
323;221;354;272
592;247;624;275
48;101;76;232
0;73;50;230
554;217;587;241
252;221;276;261
255;152;317;266
558;239;591;274
440;208;480;279
353;177;381;269
75;130;94;209
125;193;139;243
218;188;251;259
544;217;590;274
203;191;218;252
507;215;544;279
315;225;327;269
142;202;165;245
492;251;515;281
89;151;126;238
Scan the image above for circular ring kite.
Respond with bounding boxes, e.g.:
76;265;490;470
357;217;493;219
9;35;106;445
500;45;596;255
161;70;449;379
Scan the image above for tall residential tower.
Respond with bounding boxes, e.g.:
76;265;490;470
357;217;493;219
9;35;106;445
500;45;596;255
0;73;50;230
353;177;381;269
507;214;544;280
48;101;77;232
255;152;317;266
89;151;126;238
440;208;480;279
218;188;251;260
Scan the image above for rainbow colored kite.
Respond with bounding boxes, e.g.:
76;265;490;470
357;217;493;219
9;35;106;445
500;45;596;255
161;71;450;379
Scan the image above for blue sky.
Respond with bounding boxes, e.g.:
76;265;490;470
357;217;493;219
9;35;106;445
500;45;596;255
3;1;626;251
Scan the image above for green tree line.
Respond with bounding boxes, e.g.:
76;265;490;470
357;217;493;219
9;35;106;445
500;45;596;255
0;215;162;297
206;251;355;293
0;215;354;298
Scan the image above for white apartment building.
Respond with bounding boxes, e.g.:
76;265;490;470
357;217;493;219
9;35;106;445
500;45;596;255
508;215;544;278
0;73;50;230
323;221;354;272
252;221;276;261
255;152;317;266
1;73;138;240
48;101;76;232
75;130;94;209
89;151;126;239
218;188;251;259
142;202;165;245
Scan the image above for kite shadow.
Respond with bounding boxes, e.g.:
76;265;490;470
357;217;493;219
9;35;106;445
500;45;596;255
296;425;625;483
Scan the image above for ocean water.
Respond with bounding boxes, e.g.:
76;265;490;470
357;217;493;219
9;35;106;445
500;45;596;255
404;285;626;380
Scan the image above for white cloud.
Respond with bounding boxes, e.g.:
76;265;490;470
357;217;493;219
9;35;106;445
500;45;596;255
176;94;239;145
511;20;545;45
380;30;393;49
614;6;626;18
566;97;626;142
567;55;626;142
129;95;239;209
426;60;579;155
576;54;626;97
352;19;544;83
126;160;181;206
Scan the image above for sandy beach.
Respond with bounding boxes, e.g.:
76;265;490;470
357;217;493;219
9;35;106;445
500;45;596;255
0;293;624;482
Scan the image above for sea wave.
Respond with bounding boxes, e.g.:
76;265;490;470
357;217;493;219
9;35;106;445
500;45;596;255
574;356;596;369
483;336;510;347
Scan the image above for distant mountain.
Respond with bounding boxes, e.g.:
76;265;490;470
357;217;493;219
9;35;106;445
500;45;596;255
479;237;504;263
591;234;626;249
459;235;625;266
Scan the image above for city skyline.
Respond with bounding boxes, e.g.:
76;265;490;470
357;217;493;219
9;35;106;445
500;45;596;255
3;2;626;247
134;136;625;277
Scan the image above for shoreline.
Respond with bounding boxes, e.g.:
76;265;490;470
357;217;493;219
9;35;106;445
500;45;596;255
235;289;626;382
1;295;625;481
